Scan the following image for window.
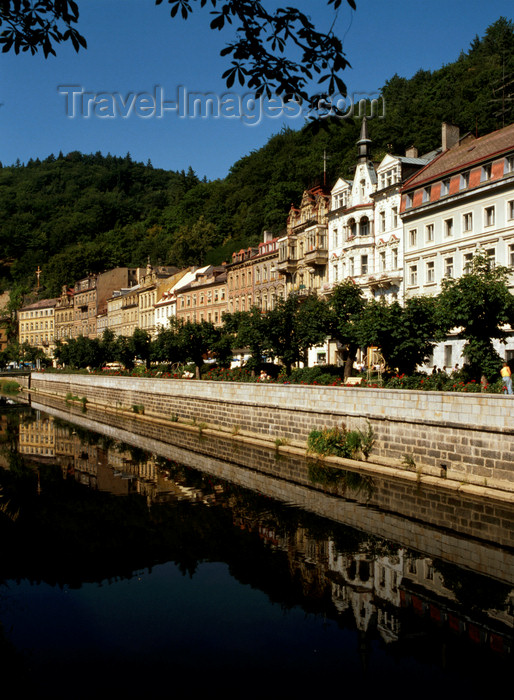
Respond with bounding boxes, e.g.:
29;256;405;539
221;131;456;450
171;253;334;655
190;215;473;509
505;155;514;174
392;249;398;269
426;261;435;283
463;252;473;273
409;265;418;286
425;224;434;242
333;229;338;248
484;206;495;227
405;193;413;209
349;258;355;276
444;218;453;237
463;212;473;232
481;163;492;181
460;171;470;189
360;217;369;236
422;186;431;203
392;206;398;228
409;229;417;247
508;200;514;220
510;245;514;268
379;251;386;271
486;248;496;269
441;179;450;196
444;344;452;368
333;263;339;282
380;210;386;232
444;257;454;278
361;255;368;274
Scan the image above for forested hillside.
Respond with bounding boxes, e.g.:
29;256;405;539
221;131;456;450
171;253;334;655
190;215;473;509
1;18;513;299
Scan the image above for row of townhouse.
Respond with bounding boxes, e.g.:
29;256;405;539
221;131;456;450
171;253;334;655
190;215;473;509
17;119;514;368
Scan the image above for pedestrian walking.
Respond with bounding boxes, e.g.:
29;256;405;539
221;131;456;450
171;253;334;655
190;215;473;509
501;362;513;395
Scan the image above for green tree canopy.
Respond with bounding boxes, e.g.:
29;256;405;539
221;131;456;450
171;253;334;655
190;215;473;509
328;280;365;379
357;296;439;376
436;252;514;380
264;292;332;374
222;307;269;373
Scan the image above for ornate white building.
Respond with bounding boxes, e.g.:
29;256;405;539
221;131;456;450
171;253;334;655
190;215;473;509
328;119;376;296
327;119;432;301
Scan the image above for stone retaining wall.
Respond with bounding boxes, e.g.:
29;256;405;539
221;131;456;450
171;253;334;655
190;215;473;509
30;372;514;492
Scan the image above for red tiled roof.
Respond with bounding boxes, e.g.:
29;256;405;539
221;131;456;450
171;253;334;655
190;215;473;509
403;122;514;190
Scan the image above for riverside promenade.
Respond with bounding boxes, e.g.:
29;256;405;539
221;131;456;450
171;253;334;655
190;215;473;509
25;371;514;494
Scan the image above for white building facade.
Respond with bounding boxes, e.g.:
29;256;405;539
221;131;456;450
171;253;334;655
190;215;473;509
401;122;514;368
327;120;432;302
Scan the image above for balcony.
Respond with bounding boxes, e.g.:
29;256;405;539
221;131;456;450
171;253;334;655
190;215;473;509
276;255;297;275
304;244;328;266
362;273;402;291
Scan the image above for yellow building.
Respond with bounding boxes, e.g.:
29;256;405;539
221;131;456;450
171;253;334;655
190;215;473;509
18;297;58;359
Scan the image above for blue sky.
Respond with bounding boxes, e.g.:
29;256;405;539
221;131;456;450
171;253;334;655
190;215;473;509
1;1;513;180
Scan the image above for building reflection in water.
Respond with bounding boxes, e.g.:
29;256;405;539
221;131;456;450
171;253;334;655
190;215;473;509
5;406;514;663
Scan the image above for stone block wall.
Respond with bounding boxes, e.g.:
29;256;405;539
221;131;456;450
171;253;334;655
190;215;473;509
30;373;514;492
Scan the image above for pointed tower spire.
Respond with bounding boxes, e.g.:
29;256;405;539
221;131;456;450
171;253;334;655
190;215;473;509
356;117;372;163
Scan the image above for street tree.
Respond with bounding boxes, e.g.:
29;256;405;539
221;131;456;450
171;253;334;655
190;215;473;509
129;328;152;369
328;280;365;380
26;344;50;366
151;321;185;365
357;296;439;376
264;292;331;374
99;329;117;364
114;336;136;371
53;335;102;368
1;1;357;114
222;307;268;374
176;319;220;378
436;251;514;380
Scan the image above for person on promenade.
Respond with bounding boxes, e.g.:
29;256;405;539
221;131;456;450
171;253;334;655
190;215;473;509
500;362;513;395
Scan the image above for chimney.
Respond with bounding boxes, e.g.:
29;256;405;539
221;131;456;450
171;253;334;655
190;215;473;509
405;146;418;158
442;122;460;152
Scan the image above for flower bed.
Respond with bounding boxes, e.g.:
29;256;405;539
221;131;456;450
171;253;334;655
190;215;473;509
37;365;506;393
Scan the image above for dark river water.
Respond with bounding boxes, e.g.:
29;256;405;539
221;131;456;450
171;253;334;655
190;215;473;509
0;398;512;699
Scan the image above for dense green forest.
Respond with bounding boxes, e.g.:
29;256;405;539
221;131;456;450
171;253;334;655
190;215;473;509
1;18;513;299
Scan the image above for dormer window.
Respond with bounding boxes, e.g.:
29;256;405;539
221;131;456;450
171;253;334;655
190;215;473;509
481;163;492;182
422;186;431;203
441;179;450;196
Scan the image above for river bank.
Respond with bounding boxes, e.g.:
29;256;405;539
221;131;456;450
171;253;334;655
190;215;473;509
22;371;514;495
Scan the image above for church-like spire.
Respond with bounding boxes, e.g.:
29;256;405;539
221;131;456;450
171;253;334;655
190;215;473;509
356;117;372;163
